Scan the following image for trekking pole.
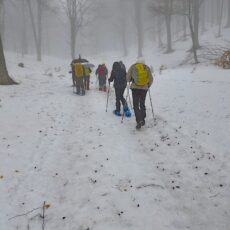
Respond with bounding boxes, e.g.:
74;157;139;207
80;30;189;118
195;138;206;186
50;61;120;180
106;82;110;112
121;83;130;123
128;89;133;111
148;88;155;120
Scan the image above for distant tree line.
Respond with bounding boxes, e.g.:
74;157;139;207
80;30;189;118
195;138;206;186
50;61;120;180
1;0;230;84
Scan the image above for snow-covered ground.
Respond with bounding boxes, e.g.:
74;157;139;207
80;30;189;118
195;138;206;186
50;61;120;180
1;31;230;230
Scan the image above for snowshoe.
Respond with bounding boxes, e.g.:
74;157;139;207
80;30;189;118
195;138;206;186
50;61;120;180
124;110;131;117
113;110;122;116
123;105;131;117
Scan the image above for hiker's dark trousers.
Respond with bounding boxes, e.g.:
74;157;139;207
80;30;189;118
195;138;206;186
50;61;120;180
115;87;127;112
131;89;147;123
76;77;85;95
99;75;106;91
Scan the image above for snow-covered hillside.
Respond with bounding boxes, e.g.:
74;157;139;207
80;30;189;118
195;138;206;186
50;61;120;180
0;29;230;230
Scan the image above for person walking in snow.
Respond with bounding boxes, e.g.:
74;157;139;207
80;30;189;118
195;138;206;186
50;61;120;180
83;67;91;90
96;63;108;91
126;57;153;129
74;62;85;96
108;61;130;116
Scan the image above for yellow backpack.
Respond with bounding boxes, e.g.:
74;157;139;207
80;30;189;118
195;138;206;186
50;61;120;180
74;63;84;78
132;63;149;86
84;67;91;77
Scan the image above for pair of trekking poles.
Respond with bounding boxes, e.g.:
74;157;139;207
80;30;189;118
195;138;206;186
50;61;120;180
106;83;155;122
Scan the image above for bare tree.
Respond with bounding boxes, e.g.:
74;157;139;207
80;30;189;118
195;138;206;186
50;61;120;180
149;0;174;53
0;33;16;85
61;0;91;59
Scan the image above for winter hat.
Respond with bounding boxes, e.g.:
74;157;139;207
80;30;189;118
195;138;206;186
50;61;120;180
136;57;145;64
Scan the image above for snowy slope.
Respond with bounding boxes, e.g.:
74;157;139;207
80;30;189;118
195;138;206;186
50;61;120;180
0;36;230;230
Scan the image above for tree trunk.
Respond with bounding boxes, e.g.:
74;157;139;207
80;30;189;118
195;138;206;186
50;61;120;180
120;0;128;57
193;0;200;49
217;0;224;37
225;0;230;27
0;0;5;42
134;0;143;57
164;0;173;53
211;0;215;27
157;14;163;47
27;0;42;61
200;0;206;33
37;0;42;61
70;19;76;59
121;18;128;57
21;0;28;57
0;34;16;85
182;0;187;40
188;0;199;64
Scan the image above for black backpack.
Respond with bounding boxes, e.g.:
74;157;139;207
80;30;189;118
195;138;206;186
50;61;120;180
112;62;126;87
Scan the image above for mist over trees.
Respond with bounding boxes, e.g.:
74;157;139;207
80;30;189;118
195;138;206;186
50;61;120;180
0;0;230;65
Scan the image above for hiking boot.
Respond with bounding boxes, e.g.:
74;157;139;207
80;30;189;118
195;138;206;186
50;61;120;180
136;122;142;130
140;119;145;126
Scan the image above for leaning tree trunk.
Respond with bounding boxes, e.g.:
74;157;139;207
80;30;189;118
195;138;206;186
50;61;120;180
0;34;16;85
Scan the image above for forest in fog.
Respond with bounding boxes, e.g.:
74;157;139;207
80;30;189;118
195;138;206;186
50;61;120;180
0;1;230;230
0;0;230;61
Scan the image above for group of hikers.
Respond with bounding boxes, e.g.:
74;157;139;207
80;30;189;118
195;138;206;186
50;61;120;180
70;57;153;130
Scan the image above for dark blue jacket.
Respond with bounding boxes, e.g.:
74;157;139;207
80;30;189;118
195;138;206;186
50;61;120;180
109;62;127;88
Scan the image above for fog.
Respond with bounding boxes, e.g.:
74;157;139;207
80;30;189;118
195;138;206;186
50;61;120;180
1;0;230;60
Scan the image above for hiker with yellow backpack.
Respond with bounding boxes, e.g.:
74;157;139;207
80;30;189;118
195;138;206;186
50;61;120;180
84;67;91;90
74;62;85;96
126;58;153;130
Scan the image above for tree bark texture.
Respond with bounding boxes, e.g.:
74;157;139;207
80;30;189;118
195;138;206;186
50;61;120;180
0;34;16;85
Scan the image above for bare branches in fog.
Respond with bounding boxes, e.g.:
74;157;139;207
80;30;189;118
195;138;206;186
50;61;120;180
0;0;229;62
